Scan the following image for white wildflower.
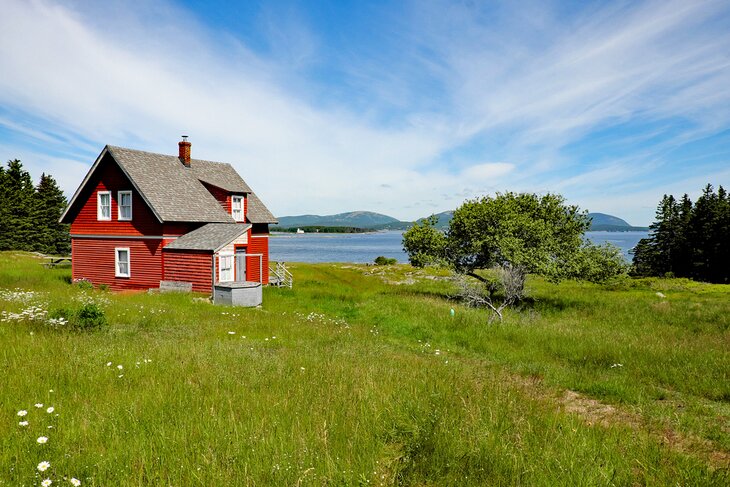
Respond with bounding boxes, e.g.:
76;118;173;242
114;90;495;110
70;478;81;486
106;362;112;366
46;406;54;413
17;410;27;417
19;421;29;426
35;403;44;408
37;461;50;472
118;374;124;378
37;436;48;444
228;331;235;335
42;479;52;487
117;364;123;370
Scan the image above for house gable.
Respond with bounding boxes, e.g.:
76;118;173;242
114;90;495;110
65;151;164;237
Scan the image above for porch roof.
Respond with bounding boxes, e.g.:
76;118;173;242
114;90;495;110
164;223;251;252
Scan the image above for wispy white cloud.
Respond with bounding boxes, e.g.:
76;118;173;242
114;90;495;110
0;0;728;225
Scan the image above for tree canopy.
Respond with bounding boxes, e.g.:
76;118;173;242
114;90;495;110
403;192;627;319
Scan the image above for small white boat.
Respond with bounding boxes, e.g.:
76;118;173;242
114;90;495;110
296;228;305;234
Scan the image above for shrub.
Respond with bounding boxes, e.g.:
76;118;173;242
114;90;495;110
49;303;107;331
374;256;397;265
74;279;93;290
76;303;107;330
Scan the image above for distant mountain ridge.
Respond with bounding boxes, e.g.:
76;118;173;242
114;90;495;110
588;213;648;231
274;210;646;232
275;211;400;229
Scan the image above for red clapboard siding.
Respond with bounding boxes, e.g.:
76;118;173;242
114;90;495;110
200;182;248;219
248;225;270;284
163;222;201;237
201;182;232;214
69;153;163;236
163;250;213;293
71;238;163;291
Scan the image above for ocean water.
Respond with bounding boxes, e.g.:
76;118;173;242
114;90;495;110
270;230;649;264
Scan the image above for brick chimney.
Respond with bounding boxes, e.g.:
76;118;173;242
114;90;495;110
178;136;191;167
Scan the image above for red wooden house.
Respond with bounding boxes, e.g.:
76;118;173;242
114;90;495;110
60;138;278;293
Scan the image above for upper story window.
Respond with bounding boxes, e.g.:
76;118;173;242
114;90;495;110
232;195;244;222
97;191;111;221
118;191;133;221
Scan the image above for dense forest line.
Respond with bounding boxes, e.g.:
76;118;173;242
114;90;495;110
632;184;729;283
0;159;70;255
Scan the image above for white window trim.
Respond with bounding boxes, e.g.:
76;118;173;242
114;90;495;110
232;195;244;222
219;253;234;282
115;247;130;278
97;191;111;221
118;190;133;221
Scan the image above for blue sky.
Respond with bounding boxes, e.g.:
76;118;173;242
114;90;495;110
1;0;729;225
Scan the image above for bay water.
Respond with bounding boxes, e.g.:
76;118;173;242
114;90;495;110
270;230;649;264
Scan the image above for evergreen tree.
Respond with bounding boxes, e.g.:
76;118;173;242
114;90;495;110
32;173;70;255
0;160;36;251
632;184;729;283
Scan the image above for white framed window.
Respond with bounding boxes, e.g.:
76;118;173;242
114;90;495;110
219;253;233;282
232;195;244;221
118;190;133;221
97;191;111;221
115;248;130;278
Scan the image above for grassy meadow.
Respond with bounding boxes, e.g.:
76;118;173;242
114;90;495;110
0;251;728;485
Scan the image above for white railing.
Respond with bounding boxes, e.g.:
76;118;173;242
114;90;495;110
269;261;293;288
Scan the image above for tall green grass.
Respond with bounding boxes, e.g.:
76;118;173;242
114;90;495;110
1;252;728;485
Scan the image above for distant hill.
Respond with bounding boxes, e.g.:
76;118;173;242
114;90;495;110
588;213;648;231
275;210;646;232
275;211;400;229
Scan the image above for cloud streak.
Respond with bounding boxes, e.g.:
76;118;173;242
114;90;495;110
0;0;728;225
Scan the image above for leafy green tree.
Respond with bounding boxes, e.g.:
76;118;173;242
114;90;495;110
404;192;627;320
445;192;590;284
401;215;446;267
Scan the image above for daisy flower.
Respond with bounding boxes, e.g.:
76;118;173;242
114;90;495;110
17;410;27;417
46;406;55;413
41;479;52;487
19;421;29;426
70;479;81;486
35;403;44;408
37;436;48;444
37;461;50;472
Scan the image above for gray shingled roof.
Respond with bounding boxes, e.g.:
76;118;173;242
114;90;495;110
247;192;278;224
190;159;252;193
61;145;277;225
107;146;233;223
163;223;251;251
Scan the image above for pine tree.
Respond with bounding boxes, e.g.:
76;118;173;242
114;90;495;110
32;173;70;255
0;160;36;251
634;184;730;282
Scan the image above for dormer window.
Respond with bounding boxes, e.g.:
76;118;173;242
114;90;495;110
118;190;132;221
97;191;111;221
232;195;244;221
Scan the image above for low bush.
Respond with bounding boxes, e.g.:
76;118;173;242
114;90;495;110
375;256;398;265
49;303;107;331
